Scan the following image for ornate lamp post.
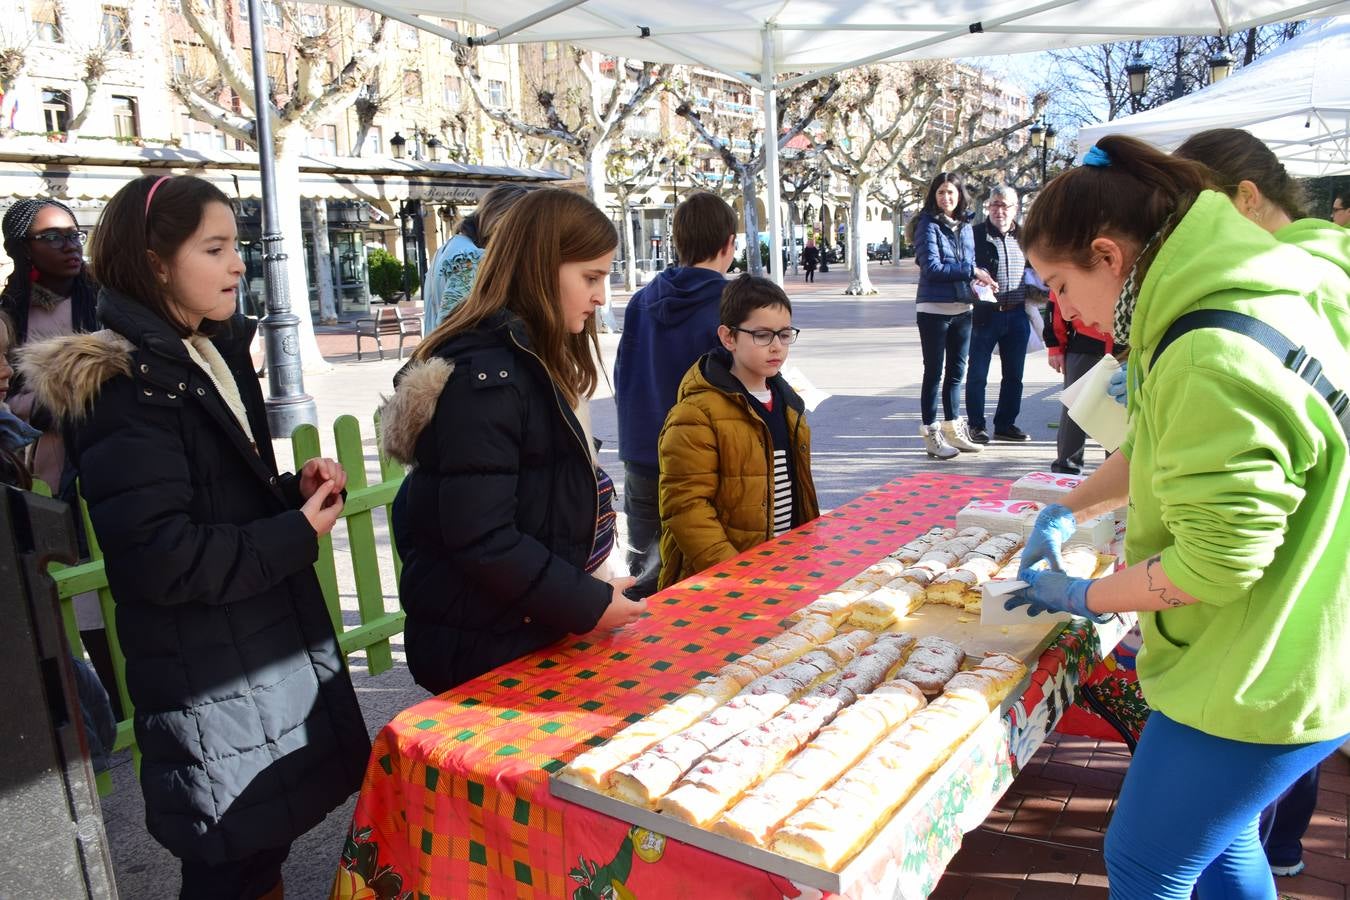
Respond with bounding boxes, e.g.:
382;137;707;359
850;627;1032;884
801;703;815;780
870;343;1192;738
389;131;407;159
1208;52;1234;84
244;0;315;432
1125;55;1152;113
1029;120;1058;182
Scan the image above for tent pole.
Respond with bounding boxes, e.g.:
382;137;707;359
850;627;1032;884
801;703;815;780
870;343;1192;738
761;26;783;287
247;0;317;433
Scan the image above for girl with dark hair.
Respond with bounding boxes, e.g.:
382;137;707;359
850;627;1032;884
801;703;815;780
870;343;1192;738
380;188;646;693
1175;127;1350;348
18;174;370;900
0;198;98;494
910;172;997;459
1008;135;1350;899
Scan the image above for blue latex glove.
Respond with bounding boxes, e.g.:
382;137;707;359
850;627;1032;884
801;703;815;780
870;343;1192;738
1020;503;1078;576
1107;362;1128;406
1004;567;1111;624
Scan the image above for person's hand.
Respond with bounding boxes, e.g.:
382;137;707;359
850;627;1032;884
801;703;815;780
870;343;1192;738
1047;348;1065;374
596;577;646;631
301;479;343;537
300;457;347;500
1107;362;1128;406
1004;567;1110;623
1020;503;1078;576
973;267;999;290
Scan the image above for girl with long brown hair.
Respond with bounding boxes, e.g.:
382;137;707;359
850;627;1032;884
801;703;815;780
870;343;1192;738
381;188;646;693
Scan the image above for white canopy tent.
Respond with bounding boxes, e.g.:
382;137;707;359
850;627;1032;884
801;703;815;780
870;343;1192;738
1078;16;1350;176
337;0;1350;278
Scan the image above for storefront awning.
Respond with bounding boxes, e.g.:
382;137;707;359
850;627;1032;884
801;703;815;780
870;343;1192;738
0;139;566;205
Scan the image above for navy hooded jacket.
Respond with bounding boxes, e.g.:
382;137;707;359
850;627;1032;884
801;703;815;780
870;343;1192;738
614;266;726;472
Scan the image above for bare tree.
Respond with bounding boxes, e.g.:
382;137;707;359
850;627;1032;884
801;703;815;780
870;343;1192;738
672;75;841;277
171;1;387;367
64;45;112;140
816;64;949;294
0;26;28;137
607;137;681;290
460;46;667;204
779;153;825;276
1048;24;1305;125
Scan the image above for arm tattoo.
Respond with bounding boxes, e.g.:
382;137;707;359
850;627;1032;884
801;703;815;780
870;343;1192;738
1146;555;1187;607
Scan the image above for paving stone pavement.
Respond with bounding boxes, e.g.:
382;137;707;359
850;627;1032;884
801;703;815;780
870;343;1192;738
94;261;1349;898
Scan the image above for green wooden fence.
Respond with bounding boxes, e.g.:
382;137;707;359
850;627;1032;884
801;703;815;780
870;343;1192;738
45;414;407;794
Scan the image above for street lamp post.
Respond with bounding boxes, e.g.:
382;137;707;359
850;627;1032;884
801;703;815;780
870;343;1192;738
244;0;316;433
1029;120;1057;183
389;131;407;159
1125;55;1152;113
1208;52;1234;84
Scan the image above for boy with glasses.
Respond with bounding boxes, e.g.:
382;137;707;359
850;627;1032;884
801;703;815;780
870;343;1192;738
655;274;819;589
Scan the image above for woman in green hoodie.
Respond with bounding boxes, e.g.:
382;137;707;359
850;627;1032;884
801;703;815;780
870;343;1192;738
1173;127;1350;880
1006;135;1350;899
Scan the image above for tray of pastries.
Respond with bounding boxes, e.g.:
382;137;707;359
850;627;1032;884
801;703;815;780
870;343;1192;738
551;518;1114;893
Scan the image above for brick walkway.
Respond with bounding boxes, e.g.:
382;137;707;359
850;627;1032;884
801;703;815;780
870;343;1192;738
934;735;1350;899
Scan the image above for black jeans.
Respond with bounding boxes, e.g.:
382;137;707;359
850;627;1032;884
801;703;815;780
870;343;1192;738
621;463;662;598
1053;350;1103;473
917;310;973;425
966;304;1030;432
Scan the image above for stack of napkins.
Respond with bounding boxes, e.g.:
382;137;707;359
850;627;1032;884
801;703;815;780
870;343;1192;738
957;496;1115;551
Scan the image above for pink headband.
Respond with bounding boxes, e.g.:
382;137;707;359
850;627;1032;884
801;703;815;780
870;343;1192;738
144;175;171;218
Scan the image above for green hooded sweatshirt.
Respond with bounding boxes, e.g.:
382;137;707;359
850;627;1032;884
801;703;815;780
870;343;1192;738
1121;191;1350;745
1275;217;1350;347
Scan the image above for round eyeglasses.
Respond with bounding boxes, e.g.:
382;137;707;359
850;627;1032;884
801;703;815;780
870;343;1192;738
730;326;800;346
26;229;87;249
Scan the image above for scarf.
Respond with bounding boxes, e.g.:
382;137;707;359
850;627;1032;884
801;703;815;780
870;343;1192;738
1111;218;1172;346
183;335;257;449
0;404;41;453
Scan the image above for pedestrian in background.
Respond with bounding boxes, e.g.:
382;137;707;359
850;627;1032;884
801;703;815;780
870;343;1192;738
909;171;998;459
966;185;1033;444
1044;293;1116;475
801;238;819;282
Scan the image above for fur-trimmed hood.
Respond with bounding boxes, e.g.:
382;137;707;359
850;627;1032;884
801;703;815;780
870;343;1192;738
16;329;135;423
378;357;453;465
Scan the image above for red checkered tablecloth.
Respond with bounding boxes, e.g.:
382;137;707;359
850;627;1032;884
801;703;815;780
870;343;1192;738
330;474;1137;900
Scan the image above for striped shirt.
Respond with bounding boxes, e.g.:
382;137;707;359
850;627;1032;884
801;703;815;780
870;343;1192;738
749;388;794;537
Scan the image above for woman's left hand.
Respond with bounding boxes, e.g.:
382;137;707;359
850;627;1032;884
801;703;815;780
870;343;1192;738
300;457;348;500
1005;567;1111;623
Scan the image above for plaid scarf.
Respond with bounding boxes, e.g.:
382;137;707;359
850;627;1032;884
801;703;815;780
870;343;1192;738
1111;218;1171;346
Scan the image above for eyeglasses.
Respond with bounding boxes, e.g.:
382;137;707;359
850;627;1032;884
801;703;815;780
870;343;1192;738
26;229;87;249
731;326;800;346
988;201;1015;210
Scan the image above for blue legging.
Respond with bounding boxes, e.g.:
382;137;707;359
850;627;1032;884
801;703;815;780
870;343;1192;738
1105;711;1347;899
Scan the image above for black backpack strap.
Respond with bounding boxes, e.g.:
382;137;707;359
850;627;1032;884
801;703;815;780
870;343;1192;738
1150;309;1350;440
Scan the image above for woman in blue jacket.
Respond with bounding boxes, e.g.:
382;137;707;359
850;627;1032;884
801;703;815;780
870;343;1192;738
910;172;997;459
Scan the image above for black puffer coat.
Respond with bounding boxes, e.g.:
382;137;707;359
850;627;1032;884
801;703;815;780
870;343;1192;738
21;290;369;864
382;310;611;694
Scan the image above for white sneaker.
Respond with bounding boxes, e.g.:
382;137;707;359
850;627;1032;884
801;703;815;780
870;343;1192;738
921;423;959;460
941;418;983;452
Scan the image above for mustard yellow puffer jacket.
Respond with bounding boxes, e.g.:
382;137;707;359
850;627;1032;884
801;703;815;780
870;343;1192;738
657;349;819;589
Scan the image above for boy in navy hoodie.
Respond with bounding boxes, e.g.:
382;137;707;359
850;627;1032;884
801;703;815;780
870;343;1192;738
614;192;737;598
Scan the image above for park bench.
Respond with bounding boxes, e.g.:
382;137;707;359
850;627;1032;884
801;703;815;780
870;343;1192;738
355;306;421;361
